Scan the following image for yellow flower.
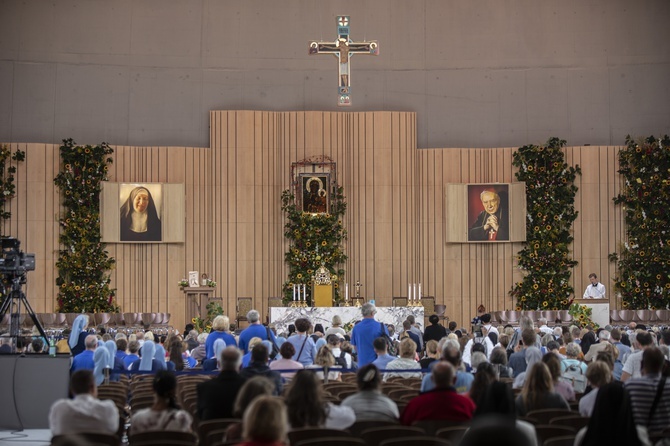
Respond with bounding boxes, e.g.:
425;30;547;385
297;273;303;279
534;243;540;249
533;284;539;290
534;226;540;232
321;241;327;246
542;301;548;307
528;165;534;171
191;318;197;323
546;225;552;231
306;242;311;247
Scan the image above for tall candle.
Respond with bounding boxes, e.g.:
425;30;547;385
418;283;422;300
303;284;306;301
408;284;411;302
293;285;296;301
345;283;349;301
413;283;417;302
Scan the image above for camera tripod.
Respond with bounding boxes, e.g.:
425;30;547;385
0;274;48;353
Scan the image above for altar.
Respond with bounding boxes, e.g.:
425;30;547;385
269;306;424;334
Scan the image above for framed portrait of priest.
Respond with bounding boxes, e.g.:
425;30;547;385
443;183;526;243
100;182;185;243
468;184;509;242
299;173;330;214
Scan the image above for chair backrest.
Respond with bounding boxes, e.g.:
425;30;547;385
525;409;574;425
421;297;435;315
361;426;425;446
392;297;408;307
128;431;197;446
549;415;589;431
295;437;367;446
287;427;353;446
379;436;453;446
435;426;469;443
348;420;399;436
534;425;576;445
51;432;119;446
542;435;577;446
236;297;253;318
434;305;447;317
268;296;283;308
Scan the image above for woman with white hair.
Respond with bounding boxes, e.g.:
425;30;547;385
205;315;237;360
324;315;346;337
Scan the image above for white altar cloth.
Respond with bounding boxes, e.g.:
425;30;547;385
580;301;610;328
269;306;424;335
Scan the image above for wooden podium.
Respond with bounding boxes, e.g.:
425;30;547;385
312;265;334;307
182;287;214;318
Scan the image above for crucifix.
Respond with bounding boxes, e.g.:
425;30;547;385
309;16;379;107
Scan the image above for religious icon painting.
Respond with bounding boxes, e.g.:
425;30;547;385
467;184;510;242
299;173;330;214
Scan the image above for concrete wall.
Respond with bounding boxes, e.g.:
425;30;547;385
1;0;669;149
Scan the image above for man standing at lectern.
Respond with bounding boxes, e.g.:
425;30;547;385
468;190;508;241
583;273;606;299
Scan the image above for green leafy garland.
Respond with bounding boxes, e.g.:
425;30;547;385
510;137;581;310
610;135;670;310
0;144;25;226
54;139;118;313
281;187;347;305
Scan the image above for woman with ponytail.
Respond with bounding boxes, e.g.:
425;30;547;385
129;371;192;434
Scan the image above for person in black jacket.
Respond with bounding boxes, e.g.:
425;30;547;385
196;346;247;421
424;314;448;343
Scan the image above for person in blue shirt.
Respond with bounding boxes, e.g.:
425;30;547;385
205;315;238;359
238;310;276;353
71;335;99;372
285;318;318;367
123;340;140;369
371;337;396;371
351;303;390;367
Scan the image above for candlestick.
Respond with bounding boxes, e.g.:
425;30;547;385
418;283;422;301
303;284;306;302
345;283;349;301
408;284;411;304
293;285;296;301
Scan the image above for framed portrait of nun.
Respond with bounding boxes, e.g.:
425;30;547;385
100;182;185;243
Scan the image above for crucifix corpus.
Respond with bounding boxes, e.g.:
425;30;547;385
309;16;379;107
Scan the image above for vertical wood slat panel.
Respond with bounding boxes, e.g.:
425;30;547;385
3;118;626;332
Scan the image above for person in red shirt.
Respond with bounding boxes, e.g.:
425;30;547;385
401;361;476;425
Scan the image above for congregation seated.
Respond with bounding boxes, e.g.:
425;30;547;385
223;376;277;443
68;314;90;357
128;340;166;373
240;343;283;395
470;381;538;446
340;364;399;422
515;362;569;416
371;337;395;370
269;341;304;380
197;346;247;421
236;396;288;446
542;351;576;402
575;381;649;446
202;338;227;371
123;340;140;369
579;360;612;417
308;344;342;381
285;369;355;430
129;370;193;434
49;370;119;436
401;361;475;425
71;334;98;372
383;338;421;381
286;318;318;367
421;342;474;394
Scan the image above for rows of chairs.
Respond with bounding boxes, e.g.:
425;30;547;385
491;310;573;325
0;312;172;330
610;309;670;324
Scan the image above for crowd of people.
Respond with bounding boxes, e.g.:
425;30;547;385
41;306;670;445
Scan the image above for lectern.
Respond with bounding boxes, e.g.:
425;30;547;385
312;265;334;307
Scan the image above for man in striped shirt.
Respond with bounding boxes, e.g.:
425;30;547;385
624;347;670;434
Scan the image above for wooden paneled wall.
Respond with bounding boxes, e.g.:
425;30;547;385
2;114;624;330
417;145;625;326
